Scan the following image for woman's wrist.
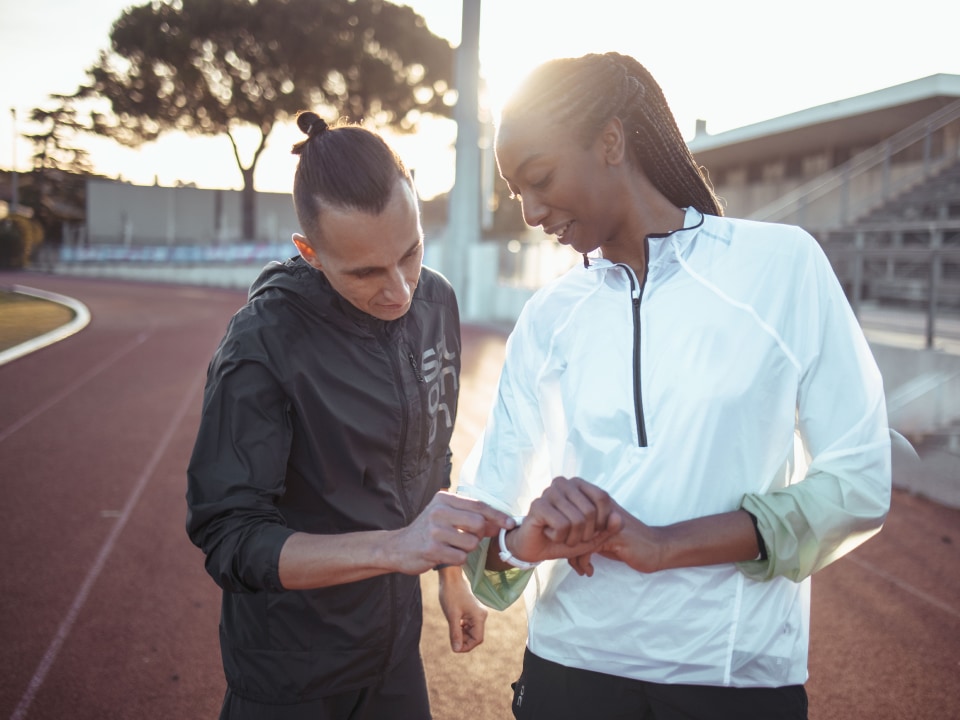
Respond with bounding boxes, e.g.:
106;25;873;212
499;518;540;570
649;511;758;571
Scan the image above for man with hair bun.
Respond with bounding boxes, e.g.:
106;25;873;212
187;111;513;720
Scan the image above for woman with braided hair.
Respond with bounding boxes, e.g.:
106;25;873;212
456;53;891;718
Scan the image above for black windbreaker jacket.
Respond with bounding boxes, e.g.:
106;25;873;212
186;257;460;704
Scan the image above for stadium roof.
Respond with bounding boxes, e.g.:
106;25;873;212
688;74;960;168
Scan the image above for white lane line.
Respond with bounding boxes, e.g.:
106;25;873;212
0;331;150;444
846;554;960;620
9;372;205;720
0;285;91;367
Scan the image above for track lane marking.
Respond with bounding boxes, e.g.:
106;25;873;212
9;372;205;720
846;554;960;620
0;331;151;444
0;286;91;367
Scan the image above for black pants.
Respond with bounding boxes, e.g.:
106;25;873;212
512;649;808;720
219;651;431;720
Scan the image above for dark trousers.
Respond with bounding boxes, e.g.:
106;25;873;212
219;651;431;720
512;648;808;720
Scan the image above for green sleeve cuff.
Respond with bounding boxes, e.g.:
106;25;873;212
463;537;535;611
736;493;793;582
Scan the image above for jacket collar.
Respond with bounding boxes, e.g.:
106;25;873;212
584;206;705;278
250;256;401;338
646;206;704;271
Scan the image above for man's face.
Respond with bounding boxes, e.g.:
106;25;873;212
295;179;424;322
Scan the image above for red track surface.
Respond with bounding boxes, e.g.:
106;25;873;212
1;272;958;720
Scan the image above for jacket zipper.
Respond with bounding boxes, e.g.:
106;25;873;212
377;336;415;523
619;216;701;446
407;352;425;383
618;249;649;447
377;332;421;677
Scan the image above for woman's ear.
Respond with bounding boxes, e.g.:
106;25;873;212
292;233;323;271
600;117;626;166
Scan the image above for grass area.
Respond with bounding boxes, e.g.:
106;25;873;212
0;290;76;352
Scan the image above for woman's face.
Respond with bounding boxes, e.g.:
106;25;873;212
495;116;622;255
294;179;424;322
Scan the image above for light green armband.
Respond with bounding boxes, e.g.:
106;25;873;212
463;536;535;611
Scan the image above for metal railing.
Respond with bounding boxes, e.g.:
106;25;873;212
818;220;960;348
749;98;960;229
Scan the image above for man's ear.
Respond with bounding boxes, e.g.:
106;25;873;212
600;117;626;166
292;233;323;271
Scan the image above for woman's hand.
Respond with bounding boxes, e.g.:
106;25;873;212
568;500;664;576
500;477;623;571
437;566;488;653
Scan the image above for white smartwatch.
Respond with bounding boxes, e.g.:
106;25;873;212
498;516;540;570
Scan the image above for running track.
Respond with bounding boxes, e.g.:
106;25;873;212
0;272;958;720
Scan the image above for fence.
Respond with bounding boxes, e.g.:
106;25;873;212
819;220;960;347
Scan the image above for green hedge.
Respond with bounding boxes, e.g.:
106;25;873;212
0;215;44;269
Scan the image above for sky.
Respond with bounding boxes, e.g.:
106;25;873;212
2;0;960;199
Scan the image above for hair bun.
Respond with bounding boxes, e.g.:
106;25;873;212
308;118;327;138
296;111;328;139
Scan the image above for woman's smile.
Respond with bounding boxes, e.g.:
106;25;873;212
547;220;574;241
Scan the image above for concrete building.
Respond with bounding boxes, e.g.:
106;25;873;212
689;73;960;227
687;74;960;317
83;179;298;250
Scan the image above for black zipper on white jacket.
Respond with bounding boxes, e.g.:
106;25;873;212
619;212;704;447
619;247;649;448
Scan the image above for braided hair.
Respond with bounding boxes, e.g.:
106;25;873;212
290;111;413;244
499;53;723;217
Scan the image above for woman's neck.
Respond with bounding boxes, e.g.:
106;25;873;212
600;182;685;274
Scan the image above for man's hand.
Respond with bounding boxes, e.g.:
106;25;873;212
498;477;622;572
437;566;488;653
390;492;515;575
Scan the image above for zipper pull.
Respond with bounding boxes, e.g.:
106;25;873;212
407;352;425;383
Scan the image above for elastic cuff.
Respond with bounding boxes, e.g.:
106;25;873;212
746;511;769;562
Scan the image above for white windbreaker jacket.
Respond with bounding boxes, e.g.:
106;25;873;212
458;208;892;687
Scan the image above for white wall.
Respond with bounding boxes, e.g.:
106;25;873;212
85;179;300;246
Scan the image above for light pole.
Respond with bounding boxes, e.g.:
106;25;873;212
9;107;18;213
444;0;482;313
